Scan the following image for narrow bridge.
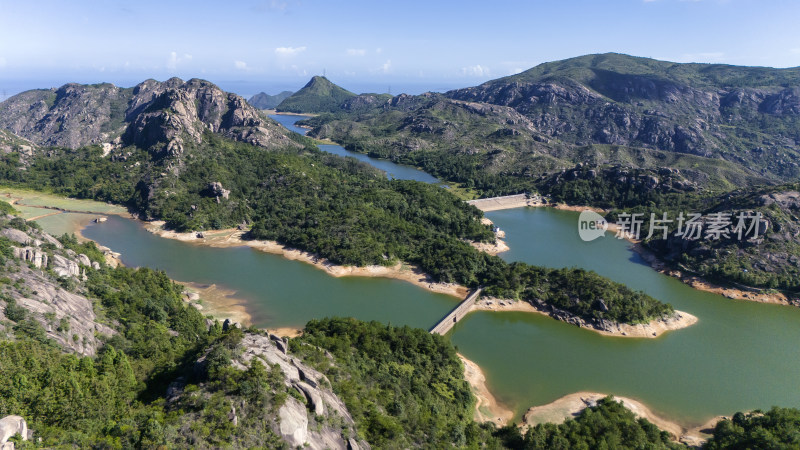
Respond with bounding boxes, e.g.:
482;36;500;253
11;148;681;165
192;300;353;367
430;288;483;335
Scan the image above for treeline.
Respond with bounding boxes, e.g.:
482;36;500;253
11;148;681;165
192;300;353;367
0;135;671;324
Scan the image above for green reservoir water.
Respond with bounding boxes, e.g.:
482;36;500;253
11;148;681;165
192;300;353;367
22;117;800;428
450;207;800;425
77;207;800;428
82;216;459;330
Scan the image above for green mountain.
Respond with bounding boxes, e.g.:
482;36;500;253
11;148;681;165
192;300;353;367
446;53;800;181
305;53;800;194
247;90;293;109
276;76;356;113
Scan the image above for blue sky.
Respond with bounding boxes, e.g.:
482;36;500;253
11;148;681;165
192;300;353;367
1;0;799;99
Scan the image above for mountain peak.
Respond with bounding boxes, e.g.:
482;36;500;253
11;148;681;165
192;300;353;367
276;76;356;113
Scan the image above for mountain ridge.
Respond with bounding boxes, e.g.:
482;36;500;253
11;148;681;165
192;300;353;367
0;77;296;155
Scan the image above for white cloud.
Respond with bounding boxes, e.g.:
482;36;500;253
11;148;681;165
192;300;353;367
167;52;192;71
275;46;306;56
346;48;366;56
509;67;524;75
461;64;490;77
381;59;392;74
376;47;383;54
234;60;248;70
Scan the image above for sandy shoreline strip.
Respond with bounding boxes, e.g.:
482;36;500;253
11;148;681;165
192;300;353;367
472;297;698;338
520;392;724;446
458;353;514;426
145;221;469;299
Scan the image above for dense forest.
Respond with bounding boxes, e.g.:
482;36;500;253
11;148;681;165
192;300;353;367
0;134;673;325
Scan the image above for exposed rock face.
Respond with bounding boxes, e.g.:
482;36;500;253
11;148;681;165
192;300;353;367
50;254;80;278
12;247;47;269
1;228;33;245
229;333;369;450
205;182;230;200
1;224;113;356
0;78;297;155
0;415;27;447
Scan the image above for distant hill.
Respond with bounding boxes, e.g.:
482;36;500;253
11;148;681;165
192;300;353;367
276;76;356;113
247;90;293;109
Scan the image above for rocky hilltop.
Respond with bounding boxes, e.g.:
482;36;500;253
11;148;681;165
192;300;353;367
0;78;296;155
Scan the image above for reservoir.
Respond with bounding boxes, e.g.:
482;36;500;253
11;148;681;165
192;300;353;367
14;115;800;428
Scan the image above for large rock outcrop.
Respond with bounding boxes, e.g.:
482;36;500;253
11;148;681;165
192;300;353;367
0;415;28;449
230;333;368;450
0;78;297;155
0;223;114;356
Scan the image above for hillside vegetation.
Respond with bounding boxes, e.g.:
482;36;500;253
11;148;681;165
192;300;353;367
276;76;356;113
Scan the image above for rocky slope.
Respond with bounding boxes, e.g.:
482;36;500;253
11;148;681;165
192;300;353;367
446;53;800;181
642;184;800;296
0;216;114;356
0;78;297;156
0;213;371;448
247;90;294;110
179;332;370;449
306;91;762;195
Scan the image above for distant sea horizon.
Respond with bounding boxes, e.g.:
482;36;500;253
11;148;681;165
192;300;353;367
0;77;477;103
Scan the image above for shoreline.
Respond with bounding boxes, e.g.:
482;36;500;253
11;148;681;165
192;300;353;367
179;280;253;326
458;353;514;426
632;244;791;305
263;109;318;117
144;221;693;337
474;198;794;307
144;221;469;299
472;297;698;338
520;391;724;446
